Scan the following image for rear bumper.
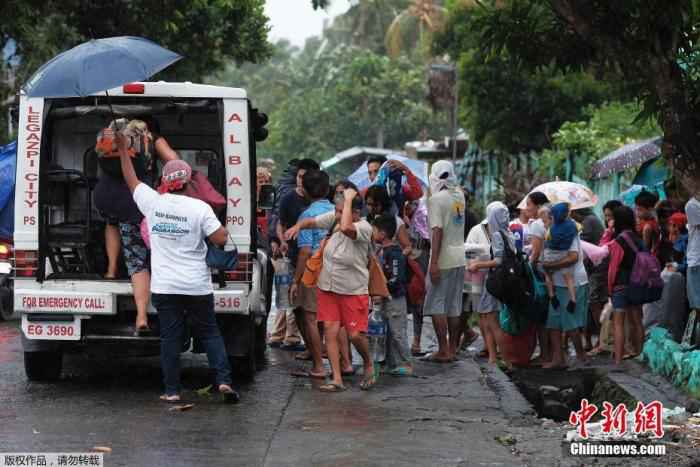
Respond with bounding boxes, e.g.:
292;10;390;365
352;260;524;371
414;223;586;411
14;279;252;316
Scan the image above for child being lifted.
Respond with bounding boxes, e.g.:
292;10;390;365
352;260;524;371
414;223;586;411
540;203;578;313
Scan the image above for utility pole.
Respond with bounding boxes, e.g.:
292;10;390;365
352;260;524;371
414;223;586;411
429;63;458;162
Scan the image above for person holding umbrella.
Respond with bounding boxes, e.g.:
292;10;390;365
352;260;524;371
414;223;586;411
94;118;179;336
23;37;184;336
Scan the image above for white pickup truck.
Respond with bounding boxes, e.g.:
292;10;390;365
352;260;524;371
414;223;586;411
12;82;273;380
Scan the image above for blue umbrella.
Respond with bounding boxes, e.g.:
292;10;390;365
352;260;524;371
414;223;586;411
24;36;182;97
348;154;429;191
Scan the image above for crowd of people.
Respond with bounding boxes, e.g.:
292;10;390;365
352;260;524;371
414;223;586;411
262;155;700;392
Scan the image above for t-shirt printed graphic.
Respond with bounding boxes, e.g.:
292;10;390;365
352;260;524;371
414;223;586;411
133;183;222;295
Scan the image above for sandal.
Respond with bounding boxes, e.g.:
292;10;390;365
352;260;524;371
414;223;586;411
389;366;414;377
319;383;346;393
360;373;377;391
159;394;181;403
421;353;452;364
218;385;240;404
134;325;152;337
295;351;312;361
290;368;327;379
411;348;427;357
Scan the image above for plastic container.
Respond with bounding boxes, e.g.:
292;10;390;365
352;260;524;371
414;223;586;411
273;257;292;310
367;306;386;363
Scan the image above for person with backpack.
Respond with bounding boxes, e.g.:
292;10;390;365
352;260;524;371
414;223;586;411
607;205;661;365
467;202;512;364
372;213;413;376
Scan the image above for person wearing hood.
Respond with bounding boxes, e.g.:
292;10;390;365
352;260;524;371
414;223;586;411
468;202;513;364
422;161;467;362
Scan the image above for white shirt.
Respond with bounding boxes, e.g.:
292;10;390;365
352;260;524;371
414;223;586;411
134;184;222;295
686;197;700;268
428;188;468;270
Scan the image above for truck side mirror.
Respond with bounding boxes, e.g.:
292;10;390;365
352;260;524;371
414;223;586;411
258;184;275;211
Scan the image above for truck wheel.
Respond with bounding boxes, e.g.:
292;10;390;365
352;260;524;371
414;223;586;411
24;351;63;381
229;353;255;380
254;320;267;364
0;295;12;321
230;317;257;380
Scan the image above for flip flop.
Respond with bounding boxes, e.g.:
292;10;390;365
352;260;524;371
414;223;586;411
295;351;312;361
290;368;327;379
622;353;640;360
389;366;414;377
134;326;152;337
280;342;306;352
541;362;568;370
411;348;427;357
319;383;346;393
421;353;452;364
218;385;240;404
360;373;377;391
159;394;181;403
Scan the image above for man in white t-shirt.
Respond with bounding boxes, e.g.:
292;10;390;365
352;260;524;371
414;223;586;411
423;161;467;362
116;132;238;404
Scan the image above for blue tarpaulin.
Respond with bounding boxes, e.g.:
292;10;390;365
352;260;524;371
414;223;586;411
0;141;16;239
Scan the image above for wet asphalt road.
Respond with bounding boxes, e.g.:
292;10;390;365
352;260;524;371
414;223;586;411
0;311;528;467
2;310;694;467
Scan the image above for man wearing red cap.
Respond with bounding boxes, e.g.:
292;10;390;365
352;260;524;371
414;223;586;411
116;133;239;403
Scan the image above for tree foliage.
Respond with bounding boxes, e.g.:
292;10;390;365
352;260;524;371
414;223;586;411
260;45;443;168
539;101;661;178
453;0;700;178
434;0;615;155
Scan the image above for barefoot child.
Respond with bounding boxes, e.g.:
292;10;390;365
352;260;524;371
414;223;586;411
540;203;578;314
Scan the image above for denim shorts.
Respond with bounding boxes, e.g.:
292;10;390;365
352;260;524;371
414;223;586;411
611;288;631;310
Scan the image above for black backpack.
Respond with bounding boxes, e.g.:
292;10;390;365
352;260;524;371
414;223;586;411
485;230;534;310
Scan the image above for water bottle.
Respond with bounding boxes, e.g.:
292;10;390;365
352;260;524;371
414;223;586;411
274;257;292;310
367;304;386;363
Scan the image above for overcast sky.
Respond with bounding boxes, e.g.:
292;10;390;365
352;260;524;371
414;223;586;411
265;0;351;47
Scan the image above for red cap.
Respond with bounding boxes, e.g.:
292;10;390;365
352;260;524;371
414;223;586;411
161;160;192;192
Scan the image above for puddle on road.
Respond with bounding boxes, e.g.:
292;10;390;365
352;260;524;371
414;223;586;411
507;368;638;422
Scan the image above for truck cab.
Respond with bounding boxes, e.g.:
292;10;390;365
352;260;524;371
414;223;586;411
13;82;272;381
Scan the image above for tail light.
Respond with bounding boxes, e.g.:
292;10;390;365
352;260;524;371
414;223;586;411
223;252;254;282
0;243;9;261
123;83;145;94
14;250;38;277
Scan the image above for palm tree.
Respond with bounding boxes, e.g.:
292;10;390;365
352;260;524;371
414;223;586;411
385;0;481;60
384;0;448;59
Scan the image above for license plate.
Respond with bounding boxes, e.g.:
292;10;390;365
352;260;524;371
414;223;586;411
21;315;81;341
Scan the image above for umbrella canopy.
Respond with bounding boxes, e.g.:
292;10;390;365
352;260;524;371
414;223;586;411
24;36;182;97
517;181;598;210
347;154;429;191
590;137;662;179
